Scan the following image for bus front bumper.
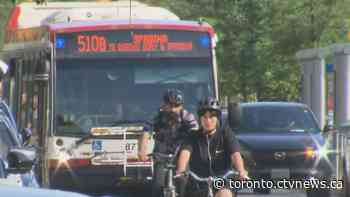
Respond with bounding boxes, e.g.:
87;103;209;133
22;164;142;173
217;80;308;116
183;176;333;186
49;164;153;191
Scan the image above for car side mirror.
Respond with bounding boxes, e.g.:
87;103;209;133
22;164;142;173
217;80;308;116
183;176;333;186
6;148;36;174
323;124;333;133
228;101;241;129
34;58;50;82
21;128;32;146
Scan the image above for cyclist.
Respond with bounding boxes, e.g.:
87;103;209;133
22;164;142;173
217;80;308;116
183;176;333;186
138;89;198;197
176;97;248;197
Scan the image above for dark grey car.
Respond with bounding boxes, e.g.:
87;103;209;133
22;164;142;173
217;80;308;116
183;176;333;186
236;102;333;197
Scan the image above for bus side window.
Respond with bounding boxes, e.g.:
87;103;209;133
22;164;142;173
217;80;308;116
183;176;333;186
30;60;40;146
31;86;39;145
14;60;23;130
18;59;36;145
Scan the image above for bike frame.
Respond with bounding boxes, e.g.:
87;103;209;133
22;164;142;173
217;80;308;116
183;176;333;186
149;146;181;197
178;170;239;197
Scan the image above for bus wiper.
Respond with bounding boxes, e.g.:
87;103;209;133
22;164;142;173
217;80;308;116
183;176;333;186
109;120;152;131
75;133;94;147
66;128;122;153
289;129;305;132
58;133;94;155
154;72;193;84
110;119;152;127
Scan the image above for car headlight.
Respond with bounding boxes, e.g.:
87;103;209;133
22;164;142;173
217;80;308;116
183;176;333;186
315;146;330;158
305;147;316;159
305;146;330;159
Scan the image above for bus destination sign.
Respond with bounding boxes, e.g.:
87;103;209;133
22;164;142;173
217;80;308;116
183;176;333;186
56;30;211;58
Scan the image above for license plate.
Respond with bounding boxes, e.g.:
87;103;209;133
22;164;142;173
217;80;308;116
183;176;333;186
92;140;102;152
271;168;290;179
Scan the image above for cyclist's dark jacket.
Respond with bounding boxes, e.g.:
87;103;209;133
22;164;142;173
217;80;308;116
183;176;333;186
152;109;198;154
181;125;240;177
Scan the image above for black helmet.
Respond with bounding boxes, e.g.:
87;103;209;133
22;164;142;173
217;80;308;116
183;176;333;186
163;89;184;106
197;97;221;117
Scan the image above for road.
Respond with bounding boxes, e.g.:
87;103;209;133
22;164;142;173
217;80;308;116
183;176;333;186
84;175;345;197
89;188;344;197
237;189;343;197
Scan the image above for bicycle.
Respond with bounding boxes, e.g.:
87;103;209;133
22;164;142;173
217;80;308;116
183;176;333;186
148;151;179;197
175;169;241;197
149;150;247;197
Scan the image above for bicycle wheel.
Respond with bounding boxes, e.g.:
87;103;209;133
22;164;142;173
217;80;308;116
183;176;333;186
185;188;208;197
163;187;177;197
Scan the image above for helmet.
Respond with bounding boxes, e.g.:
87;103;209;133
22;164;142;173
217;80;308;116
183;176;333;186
197;97;221;117
163;89;184;106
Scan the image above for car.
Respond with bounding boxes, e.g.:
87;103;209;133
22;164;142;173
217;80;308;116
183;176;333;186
0;185;91;197
235;102;333;197
0;99;39;187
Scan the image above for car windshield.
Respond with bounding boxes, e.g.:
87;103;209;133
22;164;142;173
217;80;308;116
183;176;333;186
238;105;321;133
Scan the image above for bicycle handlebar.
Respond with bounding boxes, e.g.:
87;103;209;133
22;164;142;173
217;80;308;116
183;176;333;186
222;170;240;179
188;171;212;182
175;170;240;182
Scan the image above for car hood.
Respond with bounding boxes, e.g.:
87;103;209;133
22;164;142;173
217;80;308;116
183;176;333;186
0;185;90;197
0;159;38;188
237;132;326;151
0;175;22;187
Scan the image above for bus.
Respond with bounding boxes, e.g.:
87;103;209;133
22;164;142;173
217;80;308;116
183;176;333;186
1;1;219;191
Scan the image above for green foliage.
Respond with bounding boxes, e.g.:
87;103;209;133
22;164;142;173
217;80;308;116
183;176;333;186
0;0;14;48
163;0;350;102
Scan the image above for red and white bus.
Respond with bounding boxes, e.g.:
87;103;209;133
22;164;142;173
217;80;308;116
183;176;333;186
1;1;219;191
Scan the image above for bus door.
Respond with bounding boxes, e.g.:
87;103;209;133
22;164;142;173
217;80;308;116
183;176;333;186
3;48;52;186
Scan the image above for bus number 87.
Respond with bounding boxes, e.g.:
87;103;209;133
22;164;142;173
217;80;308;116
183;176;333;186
125;143;136;151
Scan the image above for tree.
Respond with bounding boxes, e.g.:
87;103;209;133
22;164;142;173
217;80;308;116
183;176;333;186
160;0;350;101
0;0;14;48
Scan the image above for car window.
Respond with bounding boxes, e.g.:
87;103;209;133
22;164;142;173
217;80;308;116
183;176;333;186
238;105;321;133
0;102;17;131
0;122;16;159
0;113;21;144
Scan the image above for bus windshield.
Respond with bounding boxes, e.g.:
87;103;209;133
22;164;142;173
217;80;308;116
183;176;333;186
55;58;214;135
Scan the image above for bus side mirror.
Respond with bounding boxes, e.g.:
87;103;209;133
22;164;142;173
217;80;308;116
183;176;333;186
34;59;50;81
228;102;241;129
